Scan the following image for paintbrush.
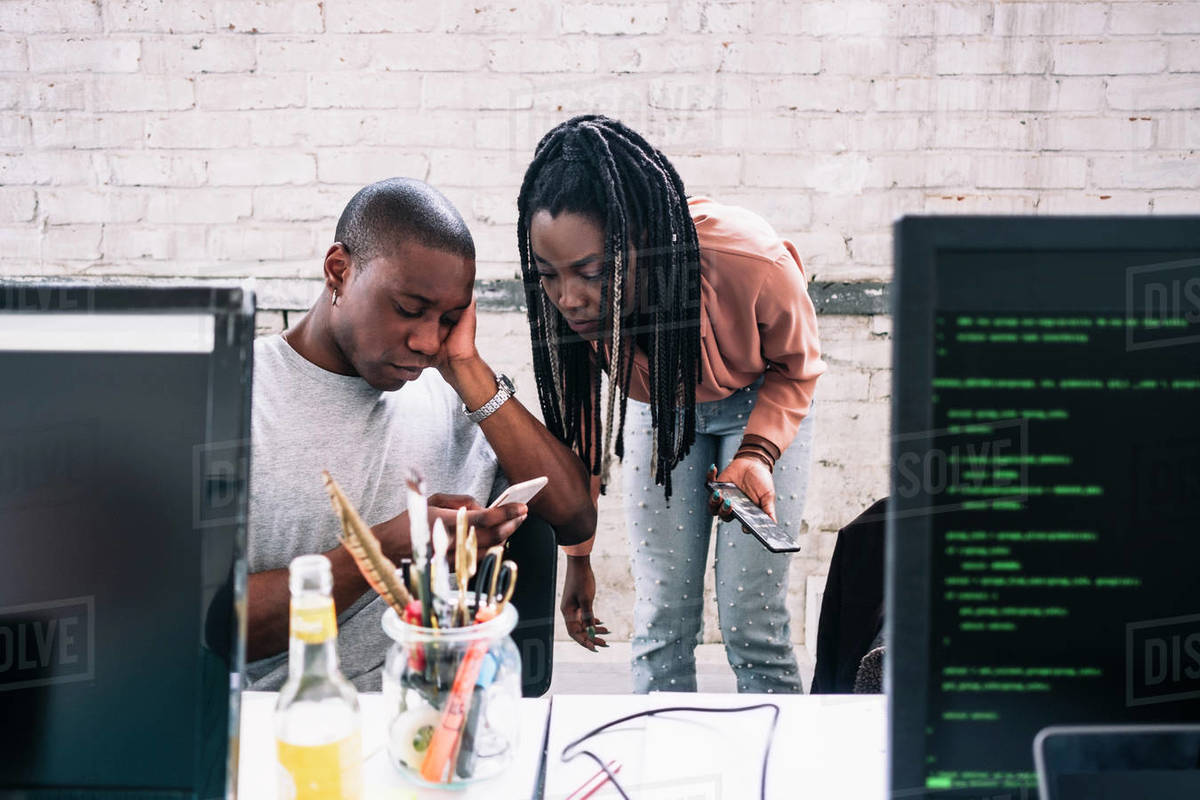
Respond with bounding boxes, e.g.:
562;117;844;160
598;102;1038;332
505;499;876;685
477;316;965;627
406;470;429;559
431;517;451;606
407;473;429;609
321;471;413;615
411;539;431;628
405;470;435;629
404;559;420;600
454;510;477;627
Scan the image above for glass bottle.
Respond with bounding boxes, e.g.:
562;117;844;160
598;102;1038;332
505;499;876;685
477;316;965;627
274;555;363;800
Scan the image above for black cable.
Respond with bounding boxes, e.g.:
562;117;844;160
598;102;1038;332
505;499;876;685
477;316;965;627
559;703;781;800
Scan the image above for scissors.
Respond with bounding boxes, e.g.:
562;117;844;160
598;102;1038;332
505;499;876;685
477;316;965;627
474;545;517;621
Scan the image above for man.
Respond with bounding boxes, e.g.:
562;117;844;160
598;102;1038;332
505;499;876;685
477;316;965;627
246;178;595;690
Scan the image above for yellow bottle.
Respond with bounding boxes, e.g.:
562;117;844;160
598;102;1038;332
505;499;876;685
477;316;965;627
274;555;363;800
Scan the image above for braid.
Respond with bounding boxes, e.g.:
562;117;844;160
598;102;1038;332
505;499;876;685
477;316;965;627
517;115;701;500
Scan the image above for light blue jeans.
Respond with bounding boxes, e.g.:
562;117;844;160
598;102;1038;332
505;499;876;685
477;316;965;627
622;378;814;693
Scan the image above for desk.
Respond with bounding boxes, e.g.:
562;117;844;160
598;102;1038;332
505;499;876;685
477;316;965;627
542;694;886;799
238;691;549;799
239;692;885;799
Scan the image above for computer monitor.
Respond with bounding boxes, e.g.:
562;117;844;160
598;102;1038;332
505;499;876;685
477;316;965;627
0;284;254;799
888;217;1200;799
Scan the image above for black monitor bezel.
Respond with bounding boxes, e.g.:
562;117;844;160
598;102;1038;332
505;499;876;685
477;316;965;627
887;216;1200;799
0;283;254;799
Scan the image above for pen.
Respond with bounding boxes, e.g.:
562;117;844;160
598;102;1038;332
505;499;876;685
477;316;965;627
453;652;499;778
566;759;622;800
419;632;489;783
418;523;433;629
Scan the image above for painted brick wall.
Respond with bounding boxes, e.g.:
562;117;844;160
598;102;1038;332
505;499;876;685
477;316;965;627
2;0;1197;645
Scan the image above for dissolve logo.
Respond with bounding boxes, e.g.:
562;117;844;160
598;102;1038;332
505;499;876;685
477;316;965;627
1125;258;1200;351
1127;613;1200;707
193;439;249;529
0;596;94;692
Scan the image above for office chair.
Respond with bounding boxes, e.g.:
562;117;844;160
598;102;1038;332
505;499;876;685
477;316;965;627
498;514;558;697
810;498;888;694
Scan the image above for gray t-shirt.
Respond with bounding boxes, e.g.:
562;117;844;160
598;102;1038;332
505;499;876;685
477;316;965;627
247;334;504;690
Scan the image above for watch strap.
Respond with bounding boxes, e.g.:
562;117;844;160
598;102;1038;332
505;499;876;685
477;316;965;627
465;374;514;424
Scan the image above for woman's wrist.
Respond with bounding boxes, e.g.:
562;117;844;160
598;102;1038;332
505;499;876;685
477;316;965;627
738;433;781;461
734;447;775;472
562;535;595;558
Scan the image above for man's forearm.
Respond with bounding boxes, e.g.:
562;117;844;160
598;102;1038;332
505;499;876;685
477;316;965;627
244;543;373;662
443;355;595;537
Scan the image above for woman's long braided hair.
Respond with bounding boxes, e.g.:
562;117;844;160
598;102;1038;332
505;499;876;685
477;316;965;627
517;115;702;499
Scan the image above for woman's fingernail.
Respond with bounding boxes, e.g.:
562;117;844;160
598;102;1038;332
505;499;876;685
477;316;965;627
723;498;732;509
709;464;716;473
711;490;720;501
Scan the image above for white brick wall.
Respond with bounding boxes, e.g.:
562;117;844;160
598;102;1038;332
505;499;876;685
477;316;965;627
3;0;1199;647
28;37;140;72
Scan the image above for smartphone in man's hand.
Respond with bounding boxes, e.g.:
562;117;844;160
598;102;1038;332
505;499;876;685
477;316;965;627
489;475;548;509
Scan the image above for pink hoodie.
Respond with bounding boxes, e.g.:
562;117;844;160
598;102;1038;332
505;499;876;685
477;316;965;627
620;196;827;455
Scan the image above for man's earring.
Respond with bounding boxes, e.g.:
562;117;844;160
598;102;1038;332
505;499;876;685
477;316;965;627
331;288;338;307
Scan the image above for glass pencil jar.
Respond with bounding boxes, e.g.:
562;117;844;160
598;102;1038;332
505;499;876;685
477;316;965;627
379;602;522;786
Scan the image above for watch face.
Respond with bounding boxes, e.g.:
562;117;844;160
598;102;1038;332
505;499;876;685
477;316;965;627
498;374;515;394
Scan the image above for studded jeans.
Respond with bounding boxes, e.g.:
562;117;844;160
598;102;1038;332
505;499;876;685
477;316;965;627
622;378;814;694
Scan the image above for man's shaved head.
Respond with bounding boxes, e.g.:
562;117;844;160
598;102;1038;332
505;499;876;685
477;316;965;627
335;177;475;266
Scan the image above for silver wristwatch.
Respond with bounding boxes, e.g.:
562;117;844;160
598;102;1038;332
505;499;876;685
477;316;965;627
464;373;515;424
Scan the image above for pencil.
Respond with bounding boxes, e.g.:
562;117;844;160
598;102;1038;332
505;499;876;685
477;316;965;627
566;760;622;800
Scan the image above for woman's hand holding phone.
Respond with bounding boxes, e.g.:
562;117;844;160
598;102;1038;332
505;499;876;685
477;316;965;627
707;461;776;523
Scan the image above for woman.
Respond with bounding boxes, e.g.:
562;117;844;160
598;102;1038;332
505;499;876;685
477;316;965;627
517;115;825;693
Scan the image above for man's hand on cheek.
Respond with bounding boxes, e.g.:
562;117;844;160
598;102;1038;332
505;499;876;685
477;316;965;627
436;298;480;378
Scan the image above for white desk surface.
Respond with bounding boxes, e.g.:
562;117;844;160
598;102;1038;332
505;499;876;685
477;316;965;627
239;691;885;800
542;693;886;800
238;691;549;800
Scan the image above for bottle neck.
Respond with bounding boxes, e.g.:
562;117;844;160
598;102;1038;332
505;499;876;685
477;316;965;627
287;596;341;680
289;636;340;680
